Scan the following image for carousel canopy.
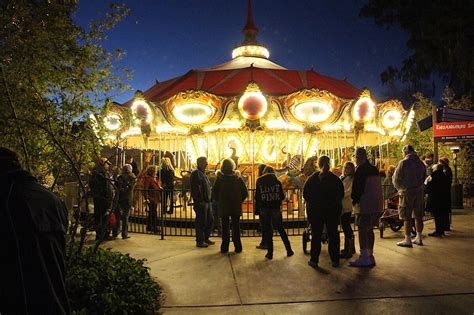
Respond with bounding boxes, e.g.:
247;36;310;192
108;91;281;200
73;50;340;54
98;0;413;165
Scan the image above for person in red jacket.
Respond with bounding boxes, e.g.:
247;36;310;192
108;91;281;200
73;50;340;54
142;165;162;233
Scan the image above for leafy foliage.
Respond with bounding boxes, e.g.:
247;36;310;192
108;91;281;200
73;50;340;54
0;1;130;186
66;246;162;314
360;0;474;97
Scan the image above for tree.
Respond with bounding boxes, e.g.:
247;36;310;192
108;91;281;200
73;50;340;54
360;0;474;98
0;1;130;245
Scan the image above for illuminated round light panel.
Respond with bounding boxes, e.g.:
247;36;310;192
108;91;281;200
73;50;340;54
353;97;375;122
172;103;214;124
292;101;333;123
238;91;268;120
104;113;122;131
382;110;402;129
131;99;153;126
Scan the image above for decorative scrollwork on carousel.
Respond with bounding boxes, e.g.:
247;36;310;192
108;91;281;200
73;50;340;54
161;89;225;127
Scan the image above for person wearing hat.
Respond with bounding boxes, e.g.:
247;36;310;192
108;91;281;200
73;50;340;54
393;145;427;247
0;147;70;314
115;164;137;239
89;157;115;241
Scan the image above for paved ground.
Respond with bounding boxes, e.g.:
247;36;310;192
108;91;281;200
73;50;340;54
106;209;474;314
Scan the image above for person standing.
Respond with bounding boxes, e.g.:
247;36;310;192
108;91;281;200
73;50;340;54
255;163;269;250
340;162;356;259
160;157;175;214
439;157;453;231
115;164;137;239
191;157;214;248
426;164;450;237
212;158;248;254
424;153;434;177
350;148;383;267
142;166;162;233
89;157;115;241
383;165;397;201
0;147;70;314
255;166;293;260
303;156;344;268
393;145;427;247
125;155;140;177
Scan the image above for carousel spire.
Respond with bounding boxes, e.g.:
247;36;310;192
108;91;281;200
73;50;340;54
232;0;270;59
242;0;258;45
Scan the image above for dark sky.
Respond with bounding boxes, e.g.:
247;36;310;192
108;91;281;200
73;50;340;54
75;0;409;104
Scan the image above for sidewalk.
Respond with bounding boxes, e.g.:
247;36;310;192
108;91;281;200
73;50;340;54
106;209;474;314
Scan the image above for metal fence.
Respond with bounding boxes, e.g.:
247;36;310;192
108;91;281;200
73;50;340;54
128;188;308;238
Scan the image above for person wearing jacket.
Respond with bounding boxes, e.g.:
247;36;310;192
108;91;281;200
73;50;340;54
303;155;344;268
340;161;356;259
115;164;137;239
255;163;269;250
89;157;115;241
160;157;175;214
212;158;248;254
142;165;162;233
393;145;426;247
191;156;214;247
426;164;450;237
350;148;383;267
439;157;453;231
0;147;70;314
255;166;294;260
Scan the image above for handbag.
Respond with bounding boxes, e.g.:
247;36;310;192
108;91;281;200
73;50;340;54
108;212;117;228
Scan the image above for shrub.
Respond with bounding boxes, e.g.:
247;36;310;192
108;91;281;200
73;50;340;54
66;246;161;314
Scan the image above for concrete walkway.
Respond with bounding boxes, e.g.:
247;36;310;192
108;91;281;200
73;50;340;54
107;210;474;314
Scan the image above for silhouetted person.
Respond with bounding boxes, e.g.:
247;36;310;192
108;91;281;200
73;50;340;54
160;157;175;214
255;166;293;260
212;158;248;253
393;145;426;248
115;164;137;239
426;164;450;236
0;147;70;314
142;166;162;233
191;157;214;247
255;163;269;250
304;155;344;268
125;155;139;176
89;157;114;240
340;161;356;259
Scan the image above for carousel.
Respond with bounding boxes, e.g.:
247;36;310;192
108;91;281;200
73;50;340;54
95;1;414;233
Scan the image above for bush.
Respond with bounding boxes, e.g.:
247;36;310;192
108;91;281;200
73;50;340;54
66;246;161;314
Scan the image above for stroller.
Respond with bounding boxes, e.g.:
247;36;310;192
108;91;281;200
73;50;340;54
378;194;415;238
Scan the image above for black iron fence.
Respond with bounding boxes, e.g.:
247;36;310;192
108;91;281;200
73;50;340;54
126;185;435;238
128;188;308;238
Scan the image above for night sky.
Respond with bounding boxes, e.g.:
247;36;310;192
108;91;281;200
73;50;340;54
75;0;408;104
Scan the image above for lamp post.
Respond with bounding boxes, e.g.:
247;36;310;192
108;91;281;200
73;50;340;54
450;145;463;209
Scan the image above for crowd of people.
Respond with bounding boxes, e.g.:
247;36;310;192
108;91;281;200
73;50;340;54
89;145;454;269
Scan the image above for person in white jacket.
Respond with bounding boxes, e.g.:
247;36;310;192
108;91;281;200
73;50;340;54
340;162;356;258
393;145;427;247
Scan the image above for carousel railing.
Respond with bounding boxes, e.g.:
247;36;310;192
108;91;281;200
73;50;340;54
126;185;434;238
128;188;308;237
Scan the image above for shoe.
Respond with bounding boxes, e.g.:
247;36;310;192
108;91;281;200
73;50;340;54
265;253;273;260
350;255;374;268
396;240;413;248
122;236;131;239
340;249;353;259
428;232;442;237
205;239;215;245
287;249;294;257
331;260;340;268
196;243;209;248
369;255;376;266
412;238;423;246
308;260;318;269
256;245;268;250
